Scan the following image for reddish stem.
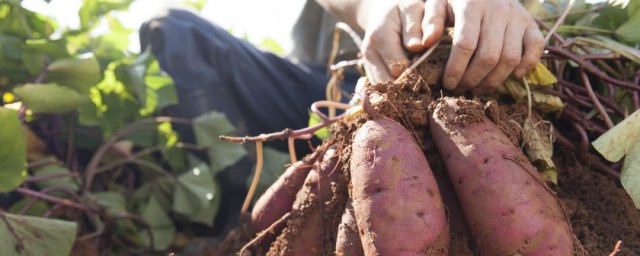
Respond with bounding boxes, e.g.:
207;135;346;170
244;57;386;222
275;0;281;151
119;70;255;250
546;46;640;91
572;122;590;152
24;172;78;183
15;187;99;214
556;80;625;116
580;69;614;128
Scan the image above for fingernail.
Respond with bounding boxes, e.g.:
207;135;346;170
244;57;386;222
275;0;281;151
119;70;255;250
423;25;434;44
514;68;527;78
444;77;458;90
408;37;421;47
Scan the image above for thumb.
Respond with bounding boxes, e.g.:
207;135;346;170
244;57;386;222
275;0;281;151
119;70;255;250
422;0;448;47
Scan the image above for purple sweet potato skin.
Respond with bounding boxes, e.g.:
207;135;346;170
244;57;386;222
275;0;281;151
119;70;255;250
267;150;342;256
335;200;364;256
350;117;449;256
430;98;575;256
251;150;321;233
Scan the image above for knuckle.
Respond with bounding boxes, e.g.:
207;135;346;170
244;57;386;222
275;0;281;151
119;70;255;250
479;51;500;66
362;47;376;60
520;56;537;70
454;38;477;54
370;31;386;45
485;79;502;89
503;52;522;67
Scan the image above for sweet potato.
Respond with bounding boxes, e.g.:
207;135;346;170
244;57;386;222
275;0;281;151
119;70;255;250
267;149;343;256
430;97;577;255
251;149;323;233
350;117;449;255
335;200;364;256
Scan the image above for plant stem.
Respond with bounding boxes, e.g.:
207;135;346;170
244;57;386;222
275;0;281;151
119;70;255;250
0;210;25;253
546;46;640;91
27;158;59;169
540;5;605;21
555;25;615;35
580;69;614;128
84;116;193;191
241;141;263;214
556;80;625;116
544;0;576;43
24;172;78;183
288;137;297;164
15;187;99;214
634;75;640;110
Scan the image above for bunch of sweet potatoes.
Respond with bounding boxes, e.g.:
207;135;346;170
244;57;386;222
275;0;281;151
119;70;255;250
242;96;583;256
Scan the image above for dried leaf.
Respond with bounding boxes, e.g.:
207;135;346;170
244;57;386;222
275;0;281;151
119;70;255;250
523;120;558;185
524;63;558;86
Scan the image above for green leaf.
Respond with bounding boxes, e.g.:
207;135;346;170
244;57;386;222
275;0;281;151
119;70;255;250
593;110;640;208
575;36;640;64
97;15;132;53
308;111;332;139
173;164;218;219
0;35;23;61
188;184;221;226
139;195;175;251
33;165;79;195
78;0;133;30
13;83;90;114
45;56;102;94
21;51;45;75
246;146;290;203
91;191;126;215
0;107;27;193
629;0;639;17
193;111;247;173
25;39;70;58
193;111;235;146
615;6;640;43
592;5;627;30
259;38;285;55
144;61;177;111
8;198;49;216
132;176;175;212
0;212;77;256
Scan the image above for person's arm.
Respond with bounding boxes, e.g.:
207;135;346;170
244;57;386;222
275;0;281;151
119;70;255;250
313;0;372;32
315;0;545;94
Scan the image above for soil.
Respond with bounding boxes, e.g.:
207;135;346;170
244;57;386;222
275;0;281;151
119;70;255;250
556;149;640;255
187;58;640;256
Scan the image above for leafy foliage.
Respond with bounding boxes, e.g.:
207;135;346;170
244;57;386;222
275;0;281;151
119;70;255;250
0;108;26;193
0;211;77;256
593;110;640;208
0;1;252;254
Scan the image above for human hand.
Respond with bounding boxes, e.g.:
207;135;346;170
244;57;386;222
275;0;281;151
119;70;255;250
360;0;545;94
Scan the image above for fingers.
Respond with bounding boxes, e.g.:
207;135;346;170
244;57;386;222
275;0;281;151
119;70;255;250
514;24;545;78
422;0;448;47
362;46;396;83
472;19;526;94
399;0;425;52
456;13;507;94
443;0;544;94
443;2;480;91
362;28;409;82
361;1;409;82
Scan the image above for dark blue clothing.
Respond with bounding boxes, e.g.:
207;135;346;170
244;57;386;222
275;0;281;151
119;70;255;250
140;8;356;151
139;8;356;238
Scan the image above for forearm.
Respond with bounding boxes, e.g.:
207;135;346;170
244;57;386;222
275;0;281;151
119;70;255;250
314;0;372;32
